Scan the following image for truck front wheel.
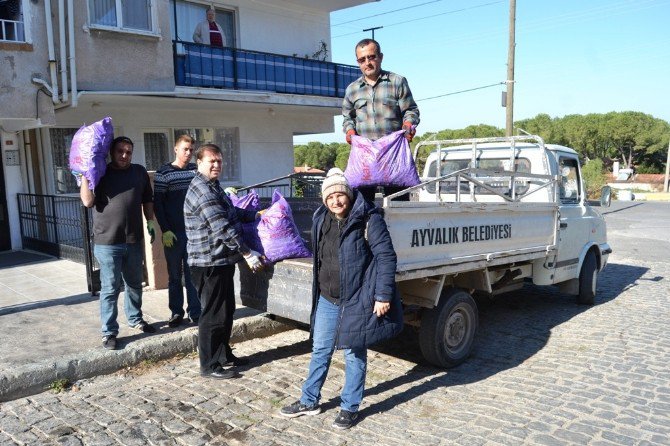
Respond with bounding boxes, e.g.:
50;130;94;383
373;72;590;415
419;288;478;368
577;250;598;305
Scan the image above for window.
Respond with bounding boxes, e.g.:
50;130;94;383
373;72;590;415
559;157;581;203
175;127;239;181
89;0;153;32
170;0;235;46
0;0;25;42
50;128;79;194
143;131;170;171
426;157;531;196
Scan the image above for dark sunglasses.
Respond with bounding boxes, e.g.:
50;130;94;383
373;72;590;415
356;54;378;64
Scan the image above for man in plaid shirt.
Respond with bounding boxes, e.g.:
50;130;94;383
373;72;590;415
342;38;420;201
184;143;263;379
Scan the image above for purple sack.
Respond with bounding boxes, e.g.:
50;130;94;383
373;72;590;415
344;129;420;188
68;117;114;190
228;189;264;254
257;189;311;263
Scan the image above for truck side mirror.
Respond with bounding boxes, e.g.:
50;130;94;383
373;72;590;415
600;186;612;207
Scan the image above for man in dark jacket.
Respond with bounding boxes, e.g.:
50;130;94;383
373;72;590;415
280;168;402;429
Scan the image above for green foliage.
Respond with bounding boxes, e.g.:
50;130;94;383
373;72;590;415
294;141;350;171
50;378;70;393
516;112;670;173
294;112;670;175
581;158;608;198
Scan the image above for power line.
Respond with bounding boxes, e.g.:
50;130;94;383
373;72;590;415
417;82;504;102
333;1;504;39
332;0;449;27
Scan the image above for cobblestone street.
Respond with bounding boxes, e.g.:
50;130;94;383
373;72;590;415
1;203;669;445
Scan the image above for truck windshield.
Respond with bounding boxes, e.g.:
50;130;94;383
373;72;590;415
426;157;532;196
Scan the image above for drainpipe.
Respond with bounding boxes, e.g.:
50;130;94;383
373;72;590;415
44;0;60;103
67;0;78;107
58;0;68;102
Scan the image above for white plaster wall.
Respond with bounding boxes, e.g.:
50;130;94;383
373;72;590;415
51;101;336;189
0;1;54;125
1;131;27;249
233;1;332;60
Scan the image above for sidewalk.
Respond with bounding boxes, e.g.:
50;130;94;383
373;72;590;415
0;252;293;402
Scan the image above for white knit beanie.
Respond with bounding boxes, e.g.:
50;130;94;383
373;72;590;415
321;168;353;204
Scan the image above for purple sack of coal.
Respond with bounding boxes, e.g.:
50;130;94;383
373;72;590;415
68;116;114;190
228;189;264;254
344;129;420;188
257;189;311;263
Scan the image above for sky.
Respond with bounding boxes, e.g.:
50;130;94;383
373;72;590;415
293;0;670;144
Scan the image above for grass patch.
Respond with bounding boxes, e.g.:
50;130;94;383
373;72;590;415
50;379;70;393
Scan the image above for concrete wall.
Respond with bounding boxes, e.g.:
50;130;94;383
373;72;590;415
0;0;55;127
0;131;27;249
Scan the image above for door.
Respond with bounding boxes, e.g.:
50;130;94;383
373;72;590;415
554;153;590;283
0;141;12;251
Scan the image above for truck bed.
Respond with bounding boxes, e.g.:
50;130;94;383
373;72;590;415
236;197;559;324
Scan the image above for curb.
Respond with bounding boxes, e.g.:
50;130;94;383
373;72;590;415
0;314;294;402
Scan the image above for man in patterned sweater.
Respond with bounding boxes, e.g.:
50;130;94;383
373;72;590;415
154;134;201;327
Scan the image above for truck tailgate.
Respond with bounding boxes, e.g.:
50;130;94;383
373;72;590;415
384;201;558;280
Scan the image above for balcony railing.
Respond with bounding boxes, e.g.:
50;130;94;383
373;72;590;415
173;41;360;98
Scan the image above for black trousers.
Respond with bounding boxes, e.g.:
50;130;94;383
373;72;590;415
359;186;410;202
190;265;236;371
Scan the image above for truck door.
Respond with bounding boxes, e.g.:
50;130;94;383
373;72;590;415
553;153;591;283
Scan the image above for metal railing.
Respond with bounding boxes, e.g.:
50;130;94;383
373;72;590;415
237;172;326;199
173;40;360;98
17;193;100;293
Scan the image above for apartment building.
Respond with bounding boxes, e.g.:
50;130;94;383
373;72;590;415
0;0;372;252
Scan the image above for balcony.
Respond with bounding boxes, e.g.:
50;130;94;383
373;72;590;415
173;41;360;98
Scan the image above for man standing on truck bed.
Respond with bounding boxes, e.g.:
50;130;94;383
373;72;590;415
342;38;420;201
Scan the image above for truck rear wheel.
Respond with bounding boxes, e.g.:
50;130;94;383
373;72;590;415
419;288;478;368
577;251;598;305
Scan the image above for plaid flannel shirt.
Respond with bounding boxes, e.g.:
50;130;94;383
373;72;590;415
342;70;420;141
184;172;256;267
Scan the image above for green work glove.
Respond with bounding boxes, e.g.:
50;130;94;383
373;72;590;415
162;230;177;248
224;186;238;196
146;220;156;244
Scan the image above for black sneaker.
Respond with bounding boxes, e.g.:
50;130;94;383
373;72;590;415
279;401;321;418
223;354;249;367
102;335;117;350
200;367;237;380
332;410;358;430
131;320;156;333
168;314;184;328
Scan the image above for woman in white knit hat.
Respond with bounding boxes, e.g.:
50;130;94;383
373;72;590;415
280;167;403;429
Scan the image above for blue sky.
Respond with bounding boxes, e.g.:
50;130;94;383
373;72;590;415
294;0;670;144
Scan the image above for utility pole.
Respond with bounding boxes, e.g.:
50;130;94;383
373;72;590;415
664;139;670;192
505;0;516;136
363;26;383;40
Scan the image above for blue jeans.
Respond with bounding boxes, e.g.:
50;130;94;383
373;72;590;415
94;243;144;336
301;296;367;413
164;231;200;319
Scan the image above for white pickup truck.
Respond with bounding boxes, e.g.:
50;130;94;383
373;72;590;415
237;135;611;368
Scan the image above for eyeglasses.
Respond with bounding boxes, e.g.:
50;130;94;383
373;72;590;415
356;54;378;64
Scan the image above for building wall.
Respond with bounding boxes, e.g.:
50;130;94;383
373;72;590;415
0;1;54;127
44;102;335;191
